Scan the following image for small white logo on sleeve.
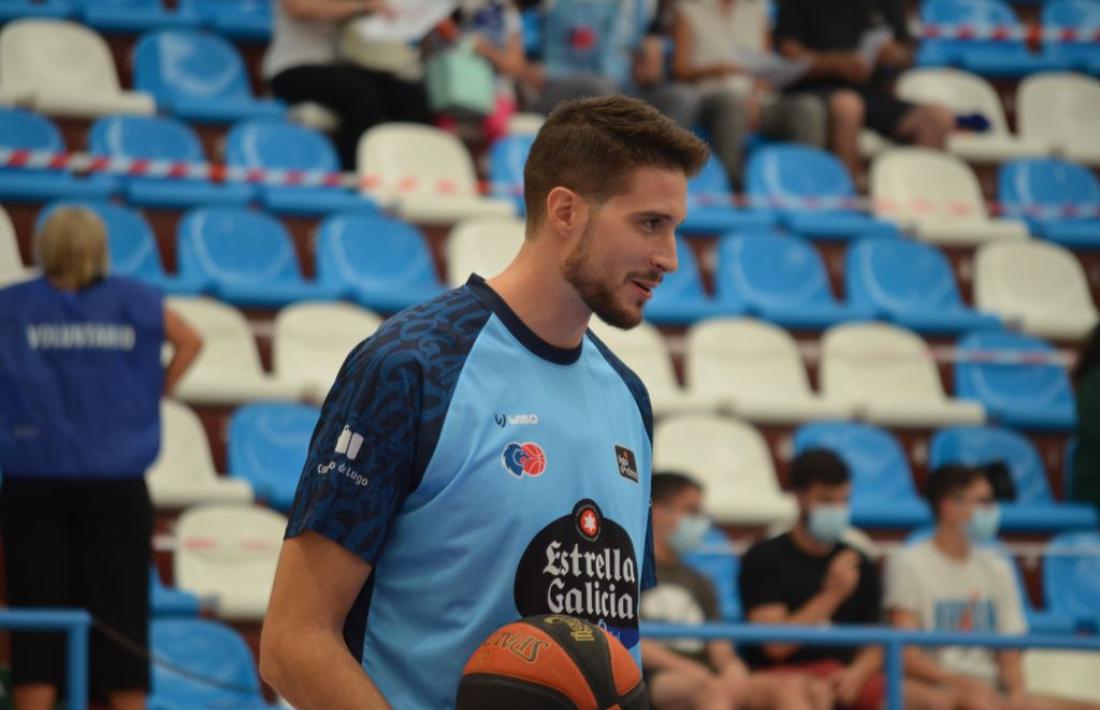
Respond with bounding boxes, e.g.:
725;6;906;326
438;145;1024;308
334;424;364;461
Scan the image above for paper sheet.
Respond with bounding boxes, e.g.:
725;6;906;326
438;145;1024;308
351;0;458;43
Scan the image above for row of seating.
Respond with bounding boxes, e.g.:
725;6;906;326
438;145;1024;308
0;0;271;40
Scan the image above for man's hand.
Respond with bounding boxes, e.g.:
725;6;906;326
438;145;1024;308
823;549;861;600
877;40;912;68
947;673;1002;707
833;664;869;706
837;54;872;84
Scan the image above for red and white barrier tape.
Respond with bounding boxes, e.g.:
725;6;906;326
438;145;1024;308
920;23;1100;43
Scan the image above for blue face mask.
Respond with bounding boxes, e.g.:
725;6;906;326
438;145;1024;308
669;514;710;555
807;504;850;545
967;504;1000;544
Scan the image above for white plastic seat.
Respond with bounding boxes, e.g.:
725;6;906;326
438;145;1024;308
897;68;1047;162
174;503;285;620
147;399;253;509
357;123;515;224
859;128;895;159
871;148;1030;245
446;216;526;287
166;297;303;404
0;205;34;286
654;414;797;526
506;112;545;136
273;302;382;404
685;318;856;423
975;241;1098;341
821;322;986;427
588;319;720;416
1024;651;1100;702
1018;72;1100;166
0;19;154;118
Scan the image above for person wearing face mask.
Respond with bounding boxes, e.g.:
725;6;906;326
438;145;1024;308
641;472;827;710
886;466;1099;710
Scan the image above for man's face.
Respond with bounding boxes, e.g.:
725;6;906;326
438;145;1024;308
941;477;995;529
561;167;687;329
797;481;852;519
653;485;704;546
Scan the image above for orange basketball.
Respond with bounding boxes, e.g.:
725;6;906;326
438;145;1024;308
456;614;648;710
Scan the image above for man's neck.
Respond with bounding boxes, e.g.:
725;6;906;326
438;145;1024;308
487;245;592;349
790;523;835;557
653;538;677;566
932;524;970;561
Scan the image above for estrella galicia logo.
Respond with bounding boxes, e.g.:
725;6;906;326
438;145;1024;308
501;442;547;478
614;445;639;483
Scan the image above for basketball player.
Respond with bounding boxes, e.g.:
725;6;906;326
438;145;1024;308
260;95;709;709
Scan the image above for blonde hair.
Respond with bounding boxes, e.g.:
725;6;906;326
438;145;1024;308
35;206;109;289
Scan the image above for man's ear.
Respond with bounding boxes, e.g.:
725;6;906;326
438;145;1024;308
545;186;586;239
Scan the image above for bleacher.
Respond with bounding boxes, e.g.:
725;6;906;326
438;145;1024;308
2;0;1100;705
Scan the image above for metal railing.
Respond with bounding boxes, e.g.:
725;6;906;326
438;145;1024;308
0;609;91;710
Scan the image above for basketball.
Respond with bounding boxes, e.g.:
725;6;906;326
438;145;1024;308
456;614;648;710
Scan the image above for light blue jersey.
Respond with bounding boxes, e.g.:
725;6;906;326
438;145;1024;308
286;275;655;709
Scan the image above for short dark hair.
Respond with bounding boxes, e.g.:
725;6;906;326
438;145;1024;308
652;471;703;505
790;449;850;491
926;465;985;519
523;95;710;231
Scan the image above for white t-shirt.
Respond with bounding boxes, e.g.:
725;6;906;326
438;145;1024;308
263;1;341;80
884;540;1028;683
677;0;769;95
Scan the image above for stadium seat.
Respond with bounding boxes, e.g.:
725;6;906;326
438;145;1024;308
974;240;1097;340
1025;651;1100;703
225;119;376;216
998;158;1100;250
507;112;545;136
133;29;285;124
654;414;798;526
793;422;932;528
316;212;445;313
165;297;303;404
714;232;873;329
488;133;533;214
39;201;205;295
1044;531;1100;631
0;205;33;286
357;123;515;224
745;144;900;241
821;322;986;427
88;115;252;209
930;426;1099;531
954;331;1076;430
871;148;1030;245
177;207;341;306
446;216;525;287
272;302;382;404
149;618;274;709
228;402;318;513
0;19;154;117
896;68;1048;162
80;0;198;32
0;108;116;202
644;238;734;325
0;0;75;22
146;399;253;508
588;318;721;416
150;568;200;617
183;0;272;41
1041;0;1100;74
680;527;741;621
846;238;1002;335
1018;73;1100;165
174;503;285;621
680;155;776;235
685;318;856;423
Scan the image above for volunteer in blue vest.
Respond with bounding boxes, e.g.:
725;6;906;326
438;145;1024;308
0;206;202;710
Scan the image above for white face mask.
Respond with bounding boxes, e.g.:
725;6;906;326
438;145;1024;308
668;514;710;555
966;504;1000;544
807;504;850;545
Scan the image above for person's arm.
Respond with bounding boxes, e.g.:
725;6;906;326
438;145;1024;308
260;532;389;709
998;650;1026;699
889;607;953;684
993;556;1029;698
474;30;526;77
670;8;737;83
777;38;870;83
641;639;714;674
632;34;666;87
281;0;391;22
163;306;201;396
834;646;883;706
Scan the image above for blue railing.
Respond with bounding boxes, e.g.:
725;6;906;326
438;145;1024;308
642;622;1100;710
0;608;91;710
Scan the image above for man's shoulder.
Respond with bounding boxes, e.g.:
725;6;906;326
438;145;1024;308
743;531;793;564
585;328;653;437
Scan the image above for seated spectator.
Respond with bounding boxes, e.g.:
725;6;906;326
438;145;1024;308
671;0;826;187
1072;324;1100;512
740;450;952;710
773;0;954;182
642;472;827;710
886;465;1099;710
264;0;432;169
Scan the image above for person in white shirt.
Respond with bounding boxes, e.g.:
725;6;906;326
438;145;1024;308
886;465;1099;710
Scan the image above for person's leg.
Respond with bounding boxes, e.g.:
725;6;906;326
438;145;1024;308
698;90;751;190
826;89;866;182
1016;693;1100;710
895;103;955;150
374;72;432;125
533;73;618;115
739;673;819;710
900;679;957;710
763;94;828;150
631;82;703;130
647;667;729;710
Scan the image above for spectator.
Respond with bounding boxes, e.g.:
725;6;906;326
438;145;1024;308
671;0;826;187
1071;323;1100;512
641;472;828;710
264;0;432;170
739;450;953;710
886;465;1099;710
773;0;954;182
0;207;202;710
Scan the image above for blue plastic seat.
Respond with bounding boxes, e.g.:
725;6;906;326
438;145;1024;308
746;145;900;242
149;618;274;710
183;0;271;40
177;207;342;307
488;134;534;214
955;331;1076;431
645;238;738;325
0;108;115;202
918;0;1064;76
1064;437;1077;500
998;158;1100;250
150;568;200;617
134;29;285;124
1044;531;1100;631
79;0;198;32
793;422;932;528
228;402;318;513
316;213;445;313
930;425;1098;532
225;119;376;216
0;0;75;21
1041;0;1100;73
681;526;741;621
846;238;1002;335
88;114;251;209
715;232;873;329
681;155;777;235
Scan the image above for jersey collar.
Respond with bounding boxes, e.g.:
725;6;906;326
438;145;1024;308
465;274;584;366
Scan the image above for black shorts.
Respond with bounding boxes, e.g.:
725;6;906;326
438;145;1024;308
0;476;152;696
795;84;917;141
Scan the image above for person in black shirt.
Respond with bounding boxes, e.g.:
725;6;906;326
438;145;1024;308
739;450;954;710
